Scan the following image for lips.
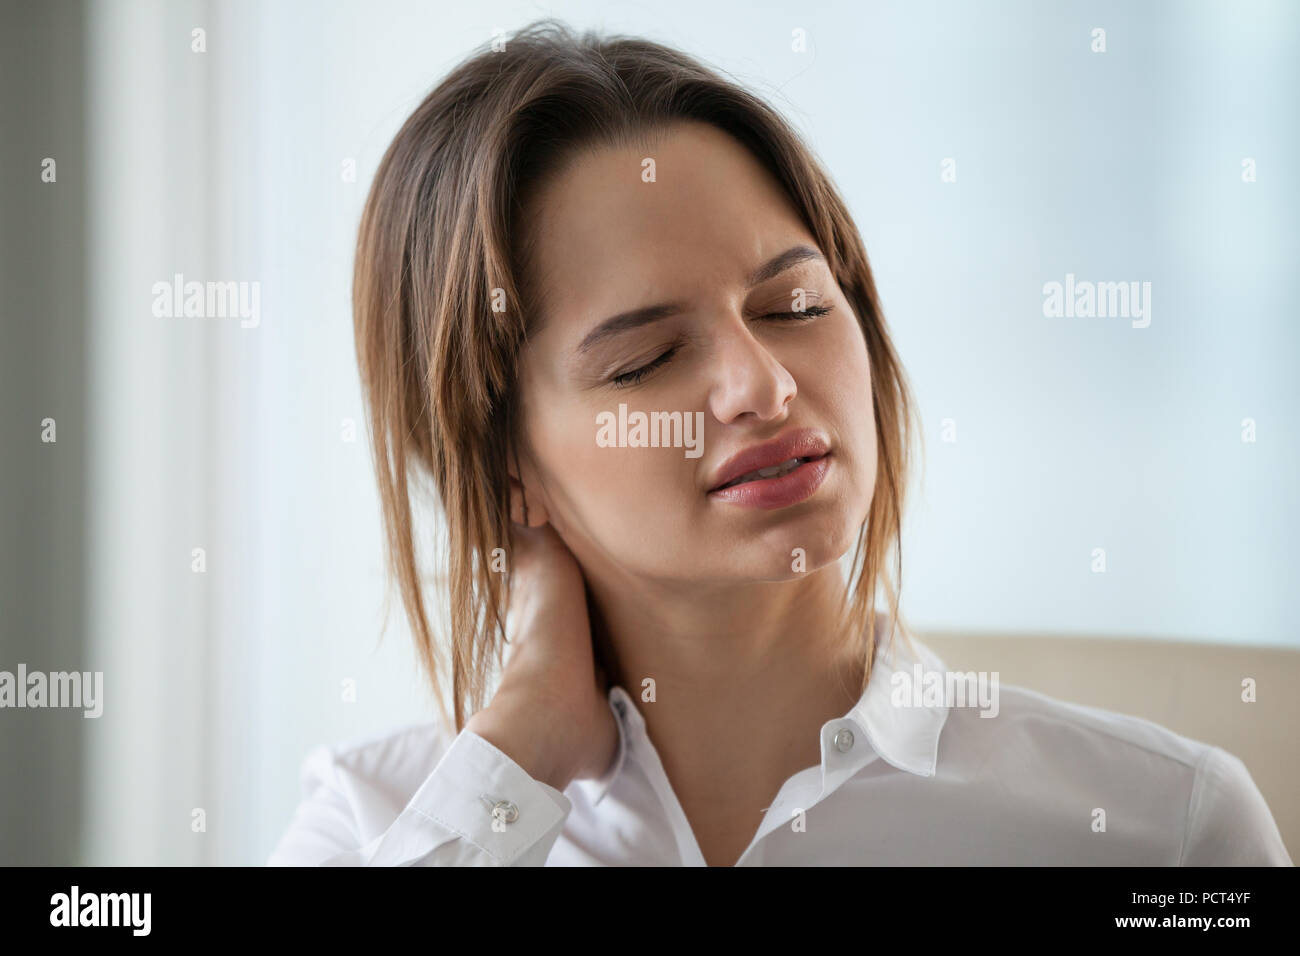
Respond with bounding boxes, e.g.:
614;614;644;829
714;456;809;489
706;429;832;493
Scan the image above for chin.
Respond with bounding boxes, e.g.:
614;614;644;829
752;514;861;580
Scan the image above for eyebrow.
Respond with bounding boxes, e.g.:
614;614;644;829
575;244;826;354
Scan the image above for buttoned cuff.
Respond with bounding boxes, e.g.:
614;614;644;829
395;729;572;865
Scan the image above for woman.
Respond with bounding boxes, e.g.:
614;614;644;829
268;20;1290;866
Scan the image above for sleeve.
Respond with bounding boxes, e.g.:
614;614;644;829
1178;745;1293;866
266;729;573;866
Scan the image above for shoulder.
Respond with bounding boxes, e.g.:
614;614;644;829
901;637;1217;772
928;663;1291;864
947;678;1211;769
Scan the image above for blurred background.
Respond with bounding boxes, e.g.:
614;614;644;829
2;0;1296;865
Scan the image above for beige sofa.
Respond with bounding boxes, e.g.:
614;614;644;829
916;631;1297;862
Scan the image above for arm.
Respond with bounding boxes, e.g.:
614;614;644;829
266;729;573;867
268;519;618;866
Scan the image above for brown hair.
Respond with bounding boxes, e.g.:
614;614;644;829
352;18;920;733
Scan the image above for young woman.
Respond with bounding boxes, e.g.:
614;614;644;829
268;20;1290;867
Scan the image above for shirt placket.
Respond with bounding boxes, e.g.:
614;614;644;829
735;718;880;865
625;703;878;866
618;711;710;866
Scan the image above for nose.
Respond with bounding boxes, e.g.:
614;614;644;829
706;314;798;425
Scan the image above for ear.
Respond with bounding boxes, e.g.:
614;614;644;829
507;448;551;528
508;473;550;527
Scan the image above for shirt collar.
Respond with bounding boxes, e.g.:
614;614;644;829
573;686;636;806
572;631;950;806
849;633;950;777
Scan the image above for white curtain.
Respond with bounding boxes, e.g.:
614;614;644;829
83;0;434;865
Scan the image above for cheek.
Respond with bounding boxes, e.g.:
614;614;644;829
817;317;877;488
516;358;696;562
811;312;870;399
531;399;694;536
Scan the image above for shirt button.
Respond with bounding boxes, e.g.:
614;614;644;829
833;728;855;752
491;800;519;824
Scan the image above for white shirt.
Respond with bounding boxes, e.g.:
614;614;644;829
267;636;1292;866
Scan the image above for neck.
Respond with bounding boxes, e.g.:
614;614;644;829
583;561;869;805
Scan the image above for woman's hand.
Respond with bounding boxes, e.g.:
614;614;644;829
464;522;620;793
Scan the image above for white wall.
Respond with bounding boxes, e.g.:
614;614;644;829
79;0;1299;865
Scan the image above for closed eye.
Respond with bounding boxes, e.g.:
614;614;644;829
606;304;832;388
763;304;832;322
611;347;678;388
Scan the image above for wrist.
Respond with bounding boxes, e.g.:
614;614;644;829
466;706;576;792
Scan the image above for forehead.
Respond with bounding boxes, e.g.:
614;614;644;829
520;121;813;332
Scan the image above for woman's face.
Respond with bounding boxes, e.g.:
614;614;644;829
513;120;877;586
